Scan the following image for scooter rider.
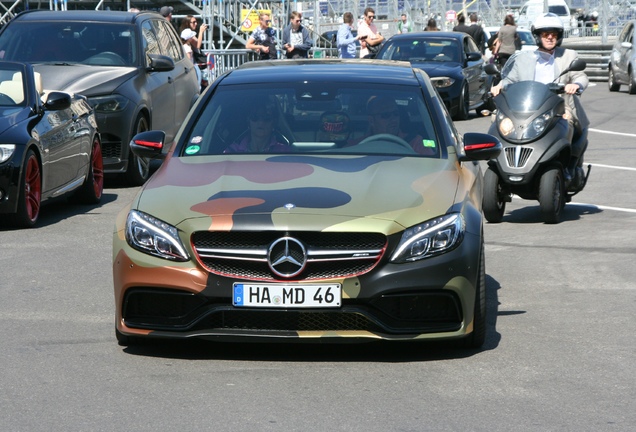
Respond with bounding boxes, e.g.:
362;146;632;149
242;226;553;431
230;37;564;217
491;13;589;183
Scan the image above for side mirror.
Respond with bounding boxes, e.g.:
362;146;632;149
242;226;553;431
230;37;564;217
459;133;502;162
130;130;166;160
147;54;175;72
467;52;482;62
43;92;72;111
559;58;586;77
484;63;499;75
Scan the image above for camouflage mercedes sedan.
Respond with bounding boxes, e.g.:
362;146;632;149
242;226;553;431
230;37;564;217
112;60;501;348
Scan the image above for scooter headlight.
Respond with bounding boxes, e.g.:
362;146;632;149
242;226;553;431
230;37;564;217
523;110;553;140
497;114;515;137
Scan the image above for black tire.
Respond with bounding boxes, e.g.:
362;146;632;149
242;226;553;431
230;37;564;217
461;241;487;348
608;67;620;92
7;149;41;228
455;84;469;120
538;167;564;224
482;168;505;223
629;68;636;95
73;136;104;204
125;113;151;186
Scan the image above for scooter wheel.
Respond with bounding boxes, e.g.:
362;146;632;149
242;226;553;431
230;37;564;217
483;168;505;223
538;167;564;224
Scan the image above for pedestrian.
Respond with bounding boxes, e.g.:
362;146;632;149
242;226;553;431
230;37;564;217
493;14;518;67
282;11;312;59
358;7;384;58
181;28;202;88
452;13;471;33
337;12;362;58
179;15;208;63
246;13;277;60
397;13;413;34
159;6;173;21
466;13;486;54
425;18;439;31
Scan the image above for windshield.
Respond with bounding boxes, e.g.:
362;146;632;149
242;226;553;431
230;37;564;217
182;83;441;158
0;22;137;66
0;64;26;106
378;38;460;63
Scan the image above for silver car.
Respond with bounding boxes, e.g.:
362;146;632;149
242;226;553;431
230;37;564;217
608;20;636;94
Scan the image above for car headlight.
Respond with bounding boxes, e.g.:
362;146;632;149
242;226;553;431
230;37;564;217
125;210;189;261
522;109;553;140
430;77;455;88
0;144;15;163
87;94;130;113
390;214;465;263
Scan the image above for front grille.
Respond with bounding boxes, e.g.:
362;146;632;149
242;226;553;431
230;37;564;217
192;231;387;281
505;146;533;168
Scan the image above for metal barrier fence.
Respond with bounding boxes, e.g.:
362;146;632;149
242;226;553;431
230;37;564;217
204;49;259;82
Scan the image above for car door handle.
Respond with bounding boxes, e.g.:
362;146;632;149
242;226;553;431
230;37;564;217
168;76;174;84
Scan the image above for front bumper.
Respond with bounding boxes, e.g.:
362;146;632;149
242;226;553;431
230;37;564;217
113;230;482;343
95;103;137;174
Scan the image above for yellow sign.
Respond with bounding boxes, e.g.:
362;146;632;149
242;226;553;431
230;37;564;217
240;9;272;33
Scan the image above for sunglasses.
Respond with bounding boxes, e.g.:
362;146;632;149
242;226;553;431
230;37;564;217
374;110;399;119
190;20;197;24
367;15;375;19
540;31;558;38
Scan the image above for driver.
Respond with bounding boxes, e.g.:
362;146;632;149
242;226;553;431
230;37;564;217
351;96;433;155
490;13;589;181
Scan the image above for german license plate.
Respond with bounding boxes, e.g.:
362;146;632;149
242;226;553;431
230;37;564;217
233;283;341;308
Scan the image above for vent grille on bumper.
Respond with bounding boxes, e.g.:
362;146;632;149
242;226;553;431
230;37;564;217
505;146;533;168
192;231;387;281
123;289;463;334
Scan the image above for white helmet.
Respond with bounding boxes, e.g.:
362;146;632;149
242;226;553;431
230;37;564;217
532;13;564;47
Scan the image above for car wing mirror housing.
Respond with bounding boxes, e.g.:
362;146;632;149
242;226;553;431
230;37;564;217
130;130;166;160
44;92;72;111
147;54;175;72
459;133;502;161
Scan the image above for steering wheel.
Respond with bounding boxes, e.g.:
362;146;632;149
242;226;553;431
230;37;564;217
357;133;413;151
85;52;126;66
0;93;15;105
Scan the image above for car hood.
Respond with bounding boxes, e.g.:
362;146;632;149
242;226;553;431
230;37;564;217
33;64;137;96
135;155;460;235
410;62;463;78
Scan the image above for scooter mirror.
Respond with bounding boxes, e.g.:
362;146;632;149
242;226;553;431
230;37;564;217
484;63;499;75
559;59;586;77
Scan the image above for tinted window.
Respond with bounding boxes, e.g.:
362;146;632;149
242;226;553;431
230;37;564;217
548;5;568;16
182;83;440;157
0;22;137;66
379;38;459;63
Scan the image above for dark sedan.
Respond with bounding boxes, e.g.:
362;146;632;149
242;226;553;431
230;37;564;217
375;32;494;120
0;61;102;228
113;59;501;348
0;10;200;185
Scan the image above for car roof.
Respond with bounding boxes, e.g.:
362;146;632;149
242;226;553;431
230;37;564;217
387;31;467;41
226;59;420;86
10;9;157;23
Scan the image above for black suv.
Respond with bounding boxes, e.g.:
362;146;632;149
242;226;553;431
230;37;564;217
0;10;200;185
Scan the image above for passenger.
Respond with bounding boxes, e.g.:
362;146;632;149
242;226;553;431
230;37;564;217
246;13;277;60
349;96;435;155
224;104;290;153
282;11;312;59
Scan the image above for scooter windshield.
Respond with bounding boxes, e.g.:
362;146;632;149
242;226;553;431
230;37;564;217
503;81;554;113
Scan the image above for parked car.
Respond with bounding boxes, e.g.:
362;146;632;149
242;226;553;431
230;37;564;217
375;32;494;119
0;61;102;228
0;10;200;185
112;59;501;348
483;26;536;61
608;20;636;93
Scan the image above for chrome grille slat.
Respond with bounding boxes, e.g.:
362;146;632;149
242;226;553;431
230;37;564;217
504;146;533;168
